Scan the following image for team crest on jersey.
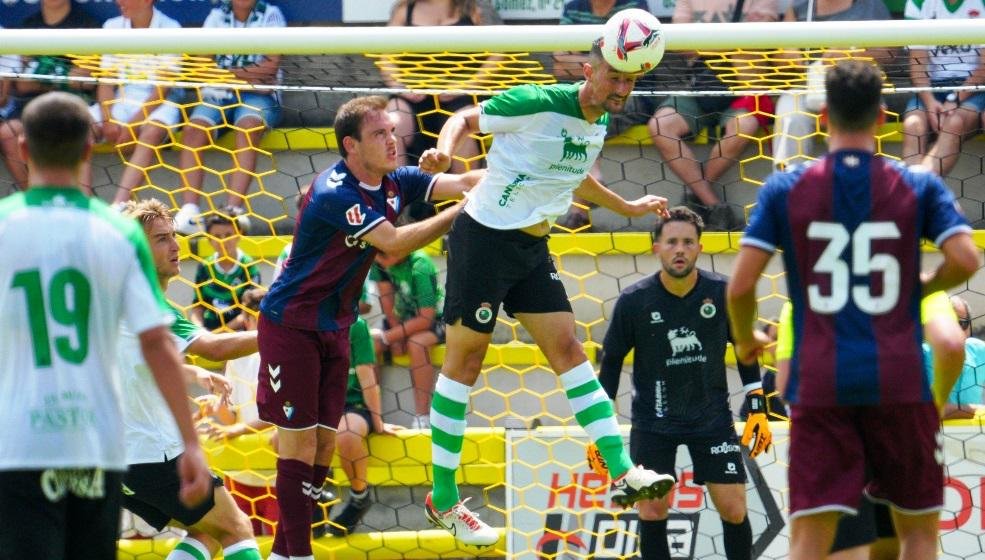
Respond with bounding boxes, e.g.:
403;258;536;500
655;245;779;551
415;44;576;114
475;303;494;324
387;193;401;213
283;401;295;420
700;299;716;319
346;204;366;226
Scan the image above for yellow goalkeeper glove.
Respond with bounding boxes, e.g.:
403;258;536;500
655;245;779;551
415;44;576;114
741;388;773;458
586;443;609;476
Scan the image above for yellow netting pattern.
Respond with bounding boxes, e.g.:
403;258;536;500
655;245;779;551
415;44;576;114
4;48;981;560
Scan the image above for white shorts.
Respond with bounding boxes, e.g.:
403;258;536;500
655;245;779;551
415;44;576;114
89;84;185;129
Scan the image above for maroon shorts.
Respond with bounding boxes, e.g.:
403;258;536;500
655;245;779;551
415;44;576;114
788;402;943;518
255;313;350;430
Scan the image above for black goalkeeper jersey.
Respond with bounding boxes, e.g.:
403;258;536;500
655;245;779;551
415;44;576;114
599;269;760;436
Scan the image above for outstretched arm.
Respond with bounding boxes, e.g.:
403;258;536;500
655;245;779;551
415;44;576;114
573;173;670;219
186;330;259;362
429;169;485;201
361;199;465;260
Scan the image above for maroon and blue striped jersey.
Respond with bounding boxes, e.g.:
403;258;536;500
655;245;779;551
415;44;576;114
261;161;436;331
743;150;970;406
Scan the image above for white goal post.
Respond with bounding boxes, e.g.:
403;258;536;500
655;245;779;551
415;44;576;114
0;19;982;55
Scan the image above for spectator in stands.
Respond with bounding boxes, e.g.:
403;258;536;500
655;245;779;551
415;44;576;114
94;0;186;204
921;55;985;177
328;316;404;537
936;295;985;419
771;0;891;170
191;213;262;332
384;1;500;184
902;0;985;171
369;249;444;429
553;0;654;231
0;0;100;192
647;0;777;231
171;0;287;235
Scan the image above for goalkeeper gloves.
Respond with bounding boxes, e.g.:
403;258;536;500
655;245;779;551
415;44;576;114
741;388;773;458
586;443;609;476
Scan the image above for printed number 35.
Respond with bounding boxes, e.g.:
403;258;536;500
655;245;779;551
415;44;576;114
807;222;901;315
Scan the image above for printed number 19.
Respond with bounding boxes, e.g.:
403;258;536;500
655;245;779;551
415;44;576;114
12;268;91;367
807;222;901;315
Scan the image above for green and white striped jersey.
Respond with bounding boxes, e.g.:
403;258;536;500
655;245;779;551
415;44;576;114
0;188;171;471
468;83;609;229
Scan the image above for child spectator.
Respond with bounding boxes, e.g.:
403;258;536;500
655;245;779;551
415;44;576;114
191;213;262;331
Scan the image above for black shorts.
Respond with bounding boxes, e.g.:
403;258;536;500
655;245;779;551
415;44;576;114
630;427;747;486
872;500;896;539
122;455;223;531
443;212;572;334
343;405;374;431
830;494;877;553
0;468;124;560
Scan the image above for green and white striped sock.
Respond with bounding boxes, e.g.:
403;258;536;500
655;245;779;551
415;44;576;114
166;537;210;560
560;361;633;479
223;539;262;560
430;373;471;512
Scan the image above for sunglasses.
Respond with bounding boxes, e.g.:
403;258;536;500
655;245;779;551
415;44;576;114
958;317;972;330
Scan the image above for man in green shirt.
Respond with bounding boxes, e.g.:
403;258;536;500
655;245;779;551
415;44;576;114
370;250;444;428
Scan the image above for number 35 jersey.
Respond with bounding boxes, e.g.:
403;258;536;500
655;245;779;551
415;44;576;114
743;151;970;407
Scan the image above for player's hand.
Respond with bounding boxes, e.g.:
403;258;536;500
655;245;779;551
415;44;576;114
176;445;211;508
419;148;453;174
733;330;770;365
624;195;670;219
195;370;233;407
741;389;773;458
379;422;405;435
586;443;609;476
199;420;248;441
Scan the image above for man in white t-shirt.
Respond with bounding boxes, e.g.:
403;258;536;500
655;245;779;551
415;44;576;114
172;0;287;234
416;38;675;546
0;91;209;560
96;0;188;206
118;198;264;560
902;0;985;174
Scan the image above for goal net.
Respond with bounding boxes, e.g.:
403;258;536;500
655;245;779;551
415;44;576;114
1;19;983;560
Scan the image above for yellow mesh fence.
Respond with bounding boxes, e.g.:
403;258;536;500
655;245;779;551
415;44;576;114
1;47;983;560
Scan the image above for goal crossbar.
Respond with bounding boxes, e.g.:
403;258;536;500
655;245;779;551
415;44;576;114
0;20;982;56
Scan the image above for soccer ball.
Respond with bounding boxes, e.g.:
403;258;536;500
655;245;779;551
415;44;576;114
600;8;665;74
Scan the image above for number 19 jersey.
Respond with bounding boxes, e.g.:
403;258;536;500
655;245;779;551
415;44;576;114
0;188;171;471
742;151;970;406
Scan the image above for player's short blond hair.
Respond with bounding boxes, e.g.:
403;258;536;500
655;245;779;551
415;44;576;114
120;198;173;229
